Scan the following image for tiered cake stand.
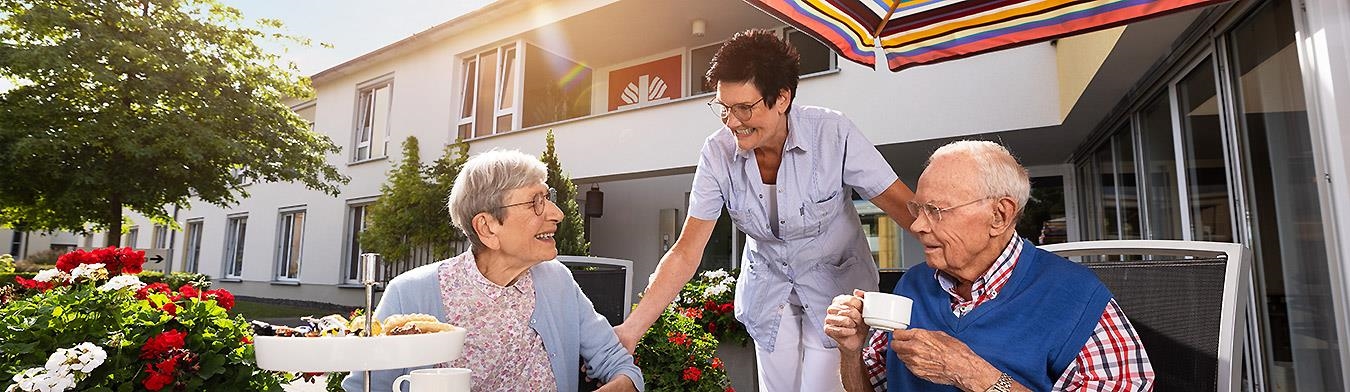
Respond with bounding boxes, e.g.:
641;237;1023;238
253;254;466;392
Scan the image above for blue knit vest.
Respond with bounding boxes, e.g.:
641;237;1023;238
886;240;1112;391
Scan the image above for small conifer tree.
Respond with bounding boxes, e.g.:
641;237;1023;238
540;130;589;256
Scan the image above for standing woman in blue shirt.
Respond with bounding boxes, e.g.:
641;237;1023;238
614;29;916;392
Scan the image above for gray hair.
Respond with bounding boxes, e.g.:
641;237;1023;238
927;140;1030;215
448;149;548;251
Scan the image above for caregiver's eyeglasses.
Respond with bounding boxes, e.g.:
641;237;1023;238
707;97;764;122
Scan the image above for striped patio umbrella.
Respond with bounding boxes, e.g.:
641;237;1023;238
745;0;1231;71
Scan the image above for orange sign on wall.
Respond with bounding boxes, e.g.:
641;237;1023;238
608;55;682;112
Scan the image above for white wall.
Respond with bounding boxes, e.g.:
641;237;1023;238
585;174;695;299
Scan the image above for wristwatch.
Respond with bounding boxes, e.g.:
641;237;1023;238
984;373;1013;392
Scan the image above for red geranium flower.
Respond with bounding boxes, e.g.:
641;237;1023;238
711;357;724;370
14;276;53;292
142;366;174;391
719;302;734;313
55;249;89;272
667;332;689;347
137;283;172;300
205;288;235;310
682;366;702;381
177;285;200;300
120;248;145;274
140;329;187;359
160;302;177;315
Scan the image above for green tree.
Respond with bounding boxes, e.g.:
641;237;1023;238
361;137;435;264
541;130;589;256
425;139;470;256
0;0;346;246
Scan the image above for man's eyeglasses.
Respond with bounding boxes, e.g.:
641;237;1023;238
707;97;765;123
906;197;991;222
497;188;557;216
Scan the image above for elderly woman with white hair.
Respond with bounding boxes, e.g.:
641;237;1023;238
344;149;643;392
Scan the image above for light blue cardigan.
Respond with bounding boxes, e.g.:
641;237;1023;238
342;252;645;391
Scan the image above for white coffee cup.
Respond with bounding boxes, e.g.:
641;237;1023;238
862;292;913;332
393;368;471;392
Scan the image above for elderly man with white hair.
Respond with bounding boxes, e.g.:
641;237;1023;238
823;141;1154;392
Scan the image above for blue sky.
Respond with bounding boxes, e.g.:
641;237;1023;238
0;0;492;90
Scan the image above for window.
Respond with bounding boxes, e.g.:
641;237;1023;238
786;28;835;75
9;231;21;256
151;225;168;249
275;209;305;281
183;220;203;273
343;203;371;284
223;216;247;278
123;227;139;248
1175;57;1234;242
459;43;520;139
353;81;392;161
688;27;836;96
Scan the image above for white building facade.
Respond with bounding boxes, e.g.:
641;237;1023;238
87;0;1349;389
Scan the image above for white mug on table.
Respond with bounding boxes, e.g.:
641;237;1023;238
393;368;471;392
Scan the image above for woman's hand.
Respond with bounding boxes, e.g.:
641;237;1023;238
824;289;869;353
613;323;643;355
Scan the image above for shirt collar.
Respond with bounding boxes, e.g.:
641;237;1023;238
732;104;808;160
936;235;1024;301
460;252;534;295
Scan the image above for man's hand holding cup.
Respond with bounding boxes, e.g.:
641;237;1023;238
824;289;914;353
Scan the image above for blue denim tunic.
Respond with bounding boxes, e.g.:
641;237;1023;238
687;105;897;352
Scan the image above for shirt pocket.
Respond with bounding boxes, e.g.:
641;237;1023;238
802;189;843;237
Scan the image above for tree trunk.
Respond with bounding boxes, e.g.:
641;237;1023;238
104;193;122;247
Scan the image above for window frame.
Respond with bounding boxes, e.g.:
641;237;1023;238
183;219;203;274
223;215;248;279
457;41;522;140
352;77;395;163
342;198;376;285
274;207;306;282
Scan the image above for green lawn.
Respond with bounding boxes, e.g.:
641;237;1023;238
230;299;338;321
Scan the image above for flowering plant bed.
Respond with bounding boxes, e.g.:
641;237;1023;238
672;269;750;346
0;247;289;391
635;310;732;392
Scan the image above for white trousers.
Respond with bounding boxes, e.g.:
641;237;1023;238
754;302;845;392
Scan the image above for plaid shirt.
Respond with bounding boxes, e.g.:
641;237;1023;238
862;237;1154;391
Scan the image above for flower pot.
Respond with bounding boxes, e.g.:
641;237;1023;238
716;341;759;392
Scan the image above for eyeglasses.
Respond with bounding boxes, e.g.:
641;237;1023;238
707;97;765;122
497;188;557;216
906;197;991;222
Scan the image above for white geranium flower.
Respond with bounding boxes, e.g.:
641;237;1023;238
68;343;105;373
69;263;105;280
703;283;730;298
32;269;61;283
702;269;729;280
10;368;48;392
98;275;145;292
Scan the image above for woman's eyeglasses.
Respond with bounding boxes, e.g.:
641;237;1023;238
497;188;557;216
707;97;765;123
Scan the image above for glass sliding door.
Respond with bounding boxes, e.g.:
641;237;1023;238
1229;1;1343;389
1175;57;1236;242
1137;94;1185;240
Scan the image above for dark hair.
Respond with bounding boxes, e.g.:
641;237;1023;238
705;29;800;114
